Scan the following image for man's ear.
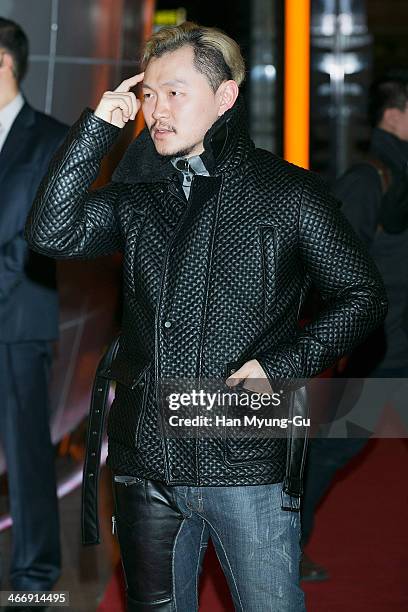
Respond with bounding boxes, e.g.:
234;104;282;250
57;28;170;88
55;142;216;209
217;80;239;117
0;51;16;76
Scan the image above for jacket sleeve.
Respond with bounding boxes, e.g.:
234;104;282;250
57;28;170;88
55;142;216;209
332;163;381;246
256;173;388;387
0;125;68;301
25;109;122;259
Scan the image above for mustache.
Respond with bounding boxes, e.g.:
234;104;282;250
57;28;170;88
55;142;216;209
150;122;176;133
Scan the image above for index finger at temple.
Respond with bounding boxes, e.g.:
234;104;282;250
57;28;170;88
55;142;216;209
114;72;145;93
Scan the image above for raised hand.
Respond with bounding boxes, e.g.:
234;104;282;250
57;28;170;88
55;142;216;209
94;72;144;128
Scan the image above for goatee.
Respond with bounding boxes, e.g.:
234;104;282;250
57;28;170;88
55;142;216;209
159;145;196;161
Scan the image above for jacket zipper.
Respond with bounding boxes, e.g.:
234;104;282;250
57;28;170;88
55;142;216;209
154;178;195;482
195;175;223;486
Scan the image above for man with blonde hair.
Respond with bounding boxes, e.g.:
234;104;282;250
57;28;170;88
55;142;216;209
26;21;386;611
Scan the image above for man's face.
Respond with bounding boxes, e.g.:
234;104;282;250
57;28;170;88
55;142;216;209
396;104;408;141
381;102;408;142
141;45;222;157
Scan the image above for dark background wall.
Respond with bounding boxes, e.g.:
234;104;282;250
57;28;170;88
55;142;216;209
367;0;408;77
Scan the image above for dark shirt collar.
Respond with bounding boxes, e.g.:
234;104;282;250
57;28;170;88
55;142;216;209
371;127;408;174
171;154;209;176
112;94;253;184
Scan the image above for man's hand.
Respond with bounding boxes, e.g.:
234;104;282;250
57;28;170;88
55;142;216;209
94;72;144;128
225;359;273;394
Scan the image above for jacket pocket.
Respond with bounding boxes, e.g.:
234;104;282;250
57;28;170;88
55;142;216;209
103;358;151;449
224;360;242;379
223;425;286;466
221;375;286;466
113;475;146;528
259;225;277;317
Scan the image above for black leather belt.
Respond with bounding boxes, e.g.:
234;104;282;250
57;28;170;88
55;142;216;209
81;334;120;545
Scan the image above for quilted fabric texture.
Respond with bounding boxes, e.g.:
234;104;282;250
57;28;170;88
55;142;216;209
25;96;388;487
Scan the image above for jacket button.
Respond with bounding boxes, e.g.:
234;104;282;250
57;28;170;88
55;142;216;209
164;320;172;329
230;369;236;374
172;468;180;477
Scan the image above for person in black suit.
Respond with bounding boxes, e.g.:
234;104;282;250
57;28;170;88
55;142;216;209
0;17;67;596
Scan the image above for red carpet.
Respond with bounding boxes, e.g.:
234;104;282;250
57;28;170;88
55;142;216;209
98;438;408;611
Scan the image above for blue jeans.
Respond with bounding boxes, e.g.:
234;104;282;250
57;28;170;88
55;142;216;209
113;476;305;611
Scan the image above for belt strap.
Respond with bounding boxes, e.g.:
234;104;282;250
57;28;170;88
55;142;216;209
282;385;309;508
81;335;120;545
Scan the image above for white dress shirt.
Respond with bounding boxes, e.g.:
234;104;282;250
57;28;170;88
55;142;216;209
0;92;24;152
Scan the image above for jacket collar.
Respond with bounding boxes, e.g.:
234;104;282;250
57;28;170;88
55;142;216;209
0;101;36;183
371;127;408;174
112;94;253;184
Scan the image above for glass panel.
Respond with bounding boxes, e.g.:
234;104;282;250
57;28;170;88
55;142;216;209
21;60;49;112
56;0;123;59
1;0;52;55
51;61;119;123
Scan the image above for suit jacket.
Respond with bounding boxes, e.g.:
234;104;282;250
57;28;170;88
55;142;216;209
0;102;67;342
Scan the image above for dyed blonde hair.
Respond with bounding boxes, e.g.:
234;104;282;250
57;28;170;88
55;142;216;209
142;21;245;91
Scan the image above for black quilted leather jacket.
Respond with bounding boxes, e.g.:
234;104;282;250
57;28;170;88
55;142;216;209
25;97;387;493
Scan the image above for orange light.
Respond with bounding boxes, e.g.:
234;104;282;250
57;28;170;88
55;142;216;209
284;0;310;168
